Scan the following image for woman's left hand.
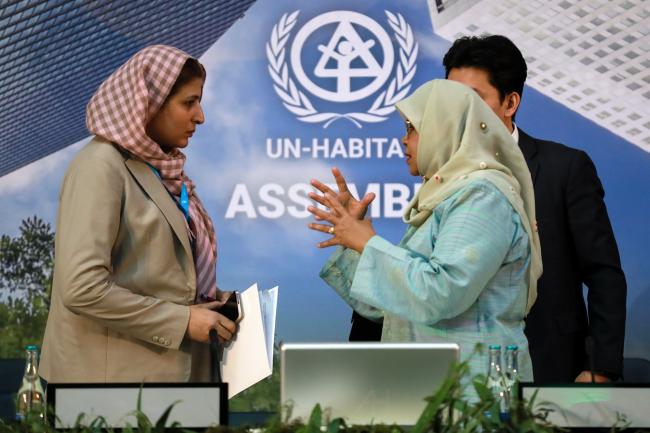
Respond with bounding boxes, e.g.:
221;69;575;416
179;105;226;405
308;193;376;253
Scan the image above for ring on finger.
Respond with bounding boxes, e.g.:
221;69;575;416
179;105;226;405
328;226;335;235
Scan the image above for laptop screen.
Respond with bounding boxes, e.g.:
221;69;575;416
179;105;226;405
280;342;459;425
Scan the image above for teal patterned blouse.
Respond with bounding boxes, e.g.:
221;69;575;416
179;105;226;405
321;180;534;385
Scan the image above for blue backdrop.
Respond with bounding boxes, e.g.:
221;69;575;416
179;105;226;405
1;0;648;361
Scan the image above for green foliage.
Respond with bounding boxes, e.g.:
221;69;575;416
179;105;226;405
229;342;281;412
0;216;54;358
410;347;565;433
229;366;279;412
3;353;650;433
0;403;194;433
407;350;648;433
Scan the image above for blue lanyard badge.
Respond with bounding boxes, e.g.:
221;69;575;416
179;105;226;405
179;183;190;220
147;163;190;222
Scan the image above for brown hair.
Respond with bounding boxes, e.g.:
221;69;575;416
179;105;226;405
167;58;206;100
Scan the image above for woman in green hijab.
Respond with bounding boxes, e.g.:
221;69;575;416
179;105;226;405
308;79;542;384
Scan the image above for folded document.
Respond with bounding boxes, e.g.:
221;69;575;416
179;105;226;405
221;283;278;398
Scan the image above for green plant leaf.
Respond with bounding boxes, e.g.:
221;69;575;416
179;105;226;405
153;400;182;432
411;362;460;433
297;404;322;433
326;417;345;433
472;378;492;402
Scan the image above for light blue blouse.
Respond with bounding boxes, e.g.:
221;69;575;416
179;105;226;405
321;179;534;386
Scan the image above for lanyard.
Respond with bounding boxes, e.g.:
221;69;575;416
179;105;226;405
147;164;190;221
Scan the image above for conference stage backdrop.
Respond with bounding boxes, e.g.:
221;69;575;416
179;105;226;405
1;0;649;362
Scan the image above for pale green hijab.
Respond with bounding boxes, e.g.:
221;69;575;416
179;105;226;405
395;79;541;314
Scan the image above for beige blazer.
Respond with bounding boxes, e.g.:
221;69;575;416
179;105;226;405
40;137;210;383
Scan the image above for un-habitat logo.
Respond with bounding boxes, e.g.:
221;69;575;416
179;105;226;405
266;10;418;128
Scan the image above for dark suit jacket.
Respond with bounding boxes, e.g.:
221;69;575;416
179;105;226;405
518;129;626;383
349;310;382;341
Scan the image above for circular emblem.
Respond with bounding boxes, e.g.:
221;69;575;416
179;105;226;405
267;10;418;128
290;11;394;103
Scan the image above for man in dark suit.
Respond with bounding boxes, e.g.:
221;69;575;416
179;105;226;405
438;35;627;383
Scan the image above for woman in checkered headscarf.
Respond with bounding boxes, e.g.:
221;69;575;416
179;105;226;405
40;45;236;383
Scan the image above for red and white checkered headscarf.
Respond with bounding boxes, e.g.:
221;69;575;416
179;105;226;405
86;45;218;301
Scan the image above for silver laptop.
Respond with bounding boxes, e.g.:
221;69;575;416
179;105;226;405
280;342;460;425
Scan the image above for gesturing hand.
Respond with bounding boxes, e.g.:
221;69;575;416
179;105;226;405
309;167;375;221
308;193;376;253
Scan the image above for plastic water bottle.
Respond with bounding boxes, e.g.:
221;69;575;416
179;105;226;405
487;344;508;421
15;345;45;421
